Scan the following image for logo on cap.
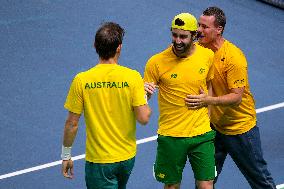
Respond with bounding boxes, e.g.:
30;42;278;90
175;18;185;26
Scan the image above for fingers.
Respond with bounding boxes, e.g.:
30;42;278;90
62;160;74;179
199;87;205;94
144;82;157;95
185;96;207;109
70;166;74;178
187;103;203;109
63;170;73;179
185;94;199;99
185;98;203;109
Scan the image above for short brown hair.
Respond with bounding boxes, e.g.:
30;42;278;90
203;7;226;34
94;22;125;60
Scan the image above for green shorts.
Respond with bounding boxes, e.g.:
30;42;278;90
85;157;135;189
154;131;216;184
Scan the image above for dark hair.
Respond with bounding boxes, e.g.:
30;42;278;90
94;22;125;60
203;7;226;34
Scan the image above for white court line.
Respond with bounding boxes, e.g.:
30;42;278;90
0;102;284;182
256;102;284;113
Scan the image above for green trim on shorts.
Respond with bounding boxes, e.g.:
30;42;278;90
154;131;216;184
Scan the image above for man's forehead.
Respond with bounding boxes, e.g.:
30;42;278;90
171;28;191;34
199;15;215;22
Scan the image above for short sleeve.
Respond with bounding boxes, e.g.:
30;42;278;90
143;56;159;85
206;53;215;82
64;75;84;114
227;50;248;89
132;71;147;107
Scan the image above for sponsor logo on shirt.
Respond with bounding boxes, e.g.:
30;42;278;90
84;82;129;89
171;73;177;78
233;79;245;85
199;68;205;74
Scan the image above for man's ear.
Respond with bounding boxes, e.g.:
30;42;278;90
217;26;223;35
116;44;122;53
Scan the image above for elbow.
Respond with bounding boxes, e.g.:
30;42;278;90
137;115;150;125
137;110;152;125
138;119;149;125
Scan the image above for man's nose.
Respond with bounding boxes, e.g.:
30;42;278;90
175;37;182;44
197;26;202;33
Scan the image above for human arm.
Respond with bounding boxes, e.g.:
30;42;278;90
185;86;244;109
61;111;81;179
144;82;158;100
186;46;248;109
143;56;159;100
132;71;152;125
134;104;152;125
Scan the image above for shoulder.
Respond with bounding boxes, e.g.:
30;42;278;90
195;43;214;57
224;40;246;57
75;67;95;78
195;43;214;65
147;46;172;63
117;65;142;78
223;40;248;67
195;42;214;54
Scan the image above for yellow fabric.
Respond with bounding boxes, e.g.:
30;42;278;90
171;13;198;31
64;64;147;163
144;43;214;137
210;40;257;135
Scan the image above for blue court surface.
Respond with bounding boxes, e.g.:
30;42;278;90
0;0;284;188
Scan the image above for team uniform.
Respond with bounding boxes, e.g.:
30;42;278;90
210;40;276;189
210;40;256;134
144;43;216;183
64;64;147;188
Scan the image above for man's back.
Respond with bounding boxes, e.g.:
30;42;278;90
64;64;147;163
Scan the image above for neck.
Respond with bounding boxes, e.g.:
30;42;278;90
203;36;224;52
99;58;117;64
98;54;119;64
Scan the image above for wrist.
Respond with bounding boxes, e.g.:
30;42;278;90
144;94;148;104
61;145;72;160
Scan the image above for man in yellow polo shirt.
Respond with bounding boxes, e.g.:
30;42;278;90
186;7;276;189
61;22;152;189
144;13;215;189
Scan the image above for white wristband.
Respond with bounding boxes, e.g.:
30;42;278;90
144;94;148;104
61;145;72;160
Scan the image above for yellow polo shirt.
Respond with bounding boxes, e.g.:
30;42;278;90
210;40;257;135
144;43;214;137
64;64;147;163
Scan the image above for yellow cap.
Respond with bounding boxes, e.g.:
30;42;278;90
171;13;198;31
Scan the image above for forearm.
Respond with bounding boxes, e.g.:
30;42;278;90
134;104;152;125
208;93;242;106
63;120;79;147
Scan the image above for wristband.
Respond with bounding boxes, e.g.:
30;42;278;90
144;94;148;104
61;145;72;160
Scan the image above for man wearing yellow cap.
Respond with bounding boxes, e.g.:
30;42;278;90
144;13;215;189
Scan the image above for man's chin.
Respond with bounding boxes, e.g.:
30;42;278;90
198;38;208;45
174;49;185;55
